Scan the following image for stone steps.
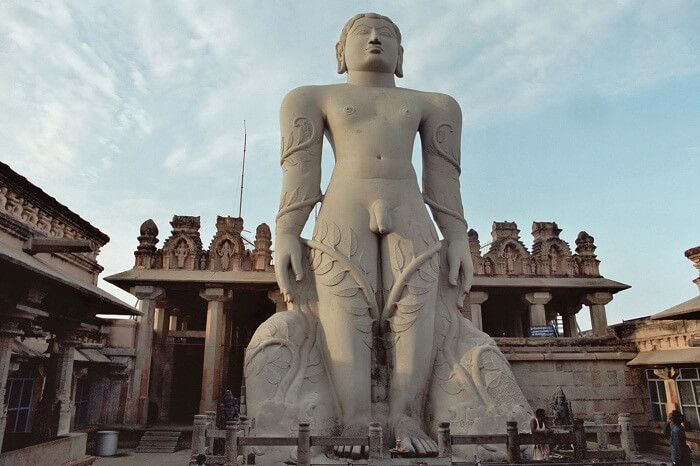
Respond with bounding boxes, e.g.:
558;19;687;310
136;430;181;453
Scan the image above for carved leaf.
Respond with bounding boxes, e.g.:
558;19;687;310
347;304;370;317
349;229;358;256
391;318;416;333
333;285;359;298
394;241;405;271
313;253;335;274
395;299;425;315
321;269;346;287
331;223;341;247
407;284;431;295
418;268;437;282
429;255;440;274
310;249;323;270
438;378;463;396
286;130;294;151
315;219;328;242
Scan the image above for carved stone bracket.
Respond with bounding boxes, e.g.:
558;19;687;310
199;287;234;303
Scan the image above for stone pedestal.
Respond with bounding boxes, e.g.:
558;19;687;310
583;292;612;337
523;292;552;329
467;291;488;330
199;287;233;413
125;285;164;425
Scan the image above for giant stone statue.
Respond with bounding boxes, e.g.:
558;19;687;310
245;13;533;463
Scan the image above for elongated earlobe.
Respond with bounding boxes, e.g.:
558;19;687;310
395;45;404;78
336;42;347;74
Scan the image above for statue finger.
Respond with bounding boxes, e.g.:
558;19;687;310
448;258;459;286
291;252;303;282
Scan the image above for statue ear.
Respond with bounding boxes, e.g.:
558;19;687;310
336;42;347;74
395;45;404;78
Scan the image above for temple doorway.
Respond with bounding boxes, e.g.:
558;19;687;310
170;342;204;423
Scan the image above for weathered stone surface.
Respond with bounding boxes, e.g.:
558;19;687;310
245;12;531;463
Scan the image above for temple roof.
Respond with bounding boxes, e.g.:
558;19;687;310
0;161;110;245
105;268;278;290
649;295;700;320
0;239;139;316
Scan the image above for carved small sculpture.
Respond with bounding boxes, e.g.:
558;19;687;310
216;390;240;429
549;387;574;450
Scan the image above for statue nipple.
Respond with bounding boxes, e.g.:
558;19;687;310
369;200;392;234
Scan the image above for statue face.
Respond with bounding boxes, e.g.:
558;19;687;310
343;17;400;74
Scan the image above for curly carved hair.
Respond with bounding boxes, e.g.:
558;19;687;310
336;12;404;78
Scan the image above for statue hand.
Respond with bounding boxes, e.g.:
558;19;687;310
446;237;473;306
275;233;304;303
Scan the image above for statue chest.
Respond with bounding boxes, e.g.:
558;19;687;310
326;94;422;133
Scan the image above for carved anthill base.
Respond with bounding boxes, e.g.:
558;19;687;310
244;242;532;464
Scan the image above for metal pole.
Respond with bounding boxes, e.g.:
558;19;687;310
238;120;247;218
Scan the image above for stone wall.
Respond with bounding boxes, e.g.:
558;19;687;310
498;338;649;425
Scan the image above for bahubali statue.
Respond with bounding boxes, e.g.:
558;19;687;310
245;12;532;463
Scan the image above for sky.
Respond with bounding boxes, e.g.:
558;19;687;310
1;0;699;329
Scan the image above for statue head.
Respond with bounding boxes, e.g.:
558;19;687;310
336;13;404;78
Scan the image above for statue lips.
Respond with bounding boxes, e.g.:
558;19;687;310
366;45;384;54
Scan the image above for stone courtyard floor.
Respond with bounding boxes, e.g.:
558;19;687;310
91;449;673;466
92;447;192;465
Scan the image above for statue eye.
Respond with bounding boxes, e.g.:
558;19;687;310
354;28;369;35
380;31;392;37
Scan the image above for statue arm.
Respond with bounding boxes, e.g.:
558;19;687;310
420;94;473;297
276;86;324;301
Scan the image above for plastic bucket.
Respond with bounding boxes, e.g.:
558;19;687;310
95;430;119;456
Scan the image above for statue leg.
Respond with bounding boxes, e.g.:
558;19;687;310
310;214;378;459
382;215;441;457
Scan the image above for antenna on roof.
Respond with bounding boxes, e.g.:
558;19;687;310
238;120;247;218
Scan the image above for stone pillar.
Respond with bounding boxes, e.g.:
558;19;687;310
583;292;613;337
297;422;311;466
0;320;22;451
369;421;383;459
125;285;164;425
561;303;582;338
150;306;171;422
467;291;488;331
199;287;233;413
437;421;452;458
33;334;79;442
268;290;288;313
618;412;636;458
523;292;552;329
594;412;609;449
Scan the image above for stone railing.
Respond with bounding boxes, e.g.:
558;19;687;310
191;412;638;465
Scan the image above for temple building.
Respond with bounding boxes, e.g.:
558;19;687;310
612;246;700;456
106;215;642;429
0;162;139;462
105;215;278;425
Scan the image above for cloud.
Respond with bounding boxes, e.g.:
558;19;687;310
400;1;700;124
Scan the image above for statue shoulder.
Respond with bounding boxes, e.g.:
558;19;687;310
282;85;337;110
421;91;462;117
